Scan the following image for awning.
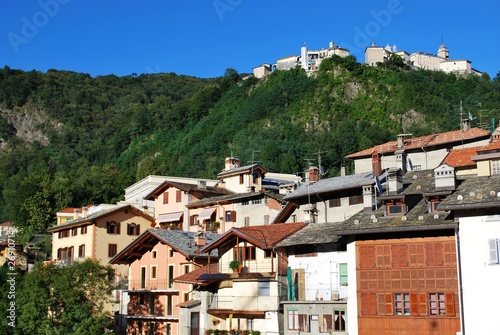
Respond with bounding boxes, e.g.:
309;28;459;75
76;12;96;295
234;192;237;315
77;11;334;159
197;208;216;222
156;212;183;223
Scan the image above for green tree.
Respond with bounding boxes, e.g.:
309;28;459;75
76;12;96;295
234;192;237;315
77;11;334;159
17;259;114;335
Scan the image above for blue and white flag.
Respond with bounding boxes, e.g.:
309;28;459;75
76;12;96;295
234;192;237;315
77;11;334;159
408;158;414;171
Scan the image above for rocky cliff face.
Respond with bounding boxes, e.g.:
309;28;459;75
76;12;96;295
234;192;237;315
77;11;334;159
0;107;56;148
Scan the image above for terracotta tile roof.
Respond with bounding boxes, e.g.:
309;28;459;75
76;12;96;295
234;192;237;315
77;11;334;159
443;141;500;167
56;204;93;214
0;222;13;227
198;222;307;253
174;263;220;285
346;127;490;158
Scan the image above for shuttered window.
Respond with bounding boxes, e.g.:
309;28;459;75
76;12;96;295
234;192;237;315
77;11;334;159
489;238;500;264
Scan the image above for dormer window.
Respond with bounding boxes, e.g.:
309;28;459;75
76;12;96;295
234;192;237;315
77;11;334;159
386;203;406;216
491;160;500;175
430;200;442;213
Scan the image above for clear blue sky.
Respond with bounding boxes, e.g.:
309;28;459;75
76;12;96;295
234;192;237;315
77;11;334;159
1;0;499;79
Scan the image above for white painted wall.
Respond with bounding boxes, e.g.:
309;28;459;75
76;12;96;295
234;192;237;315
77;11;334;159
458;215;500;335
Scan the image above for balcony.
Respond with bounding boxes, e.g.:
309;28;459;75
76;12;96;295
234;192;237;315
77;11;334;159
208;294;279;319
127;279;180;293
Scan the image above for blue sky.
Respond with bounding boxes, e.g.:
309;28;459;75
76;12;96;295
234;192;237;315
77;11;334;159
1;0;499;78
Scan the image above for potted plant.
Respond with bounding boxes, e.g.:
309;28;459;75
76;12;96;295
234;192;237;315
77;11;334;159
229;260;240;272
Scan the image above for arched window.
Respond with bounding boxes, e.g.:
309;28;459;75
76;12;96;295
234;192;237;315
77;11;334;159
106;221;120;234
127;223;140;236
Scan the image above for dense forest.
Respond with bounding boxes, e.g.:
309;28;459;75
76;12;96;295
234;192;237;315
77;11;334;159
0;56;499;242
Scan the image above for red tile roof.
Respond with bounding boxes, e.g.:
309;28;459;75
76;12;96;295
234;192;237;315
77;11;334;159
198;222;307;253
346;127;490;158
443;141;500;167
174;263;219;285
0;221;13;227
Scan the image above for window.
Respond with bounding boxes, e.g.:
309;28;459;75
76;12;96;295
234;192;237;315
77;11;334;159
168;265;174;288
489;238;500;264
190;215;198;226
244;217;250;226
430;200;441;213
239;175;244;184
140;267;146;289
334;310;346;331
319;314;332;333
233;246;256;261
413;164;422;171
242;200;249;206
151;250;157;259
264;250;276;258
151;266;157;279
169;249;174;258
252;173;258;184
68;246;74;259
71;227;78;236
394;293;410;315
288;310;299;330
176;190;182;203
108;244;118;258
298;314;310;332
138;293;145;305
264;215;270;225
163;192;168;204
106;221;120;234
339;263;348;286
247;318;254;330
78;244;85;258
127;223;140;235
81;225;87;234
329;198;341;207
348;194;363;205
226;211;236;222
429;293;445;315
258;280;270;296
252;198;262;205
387;203;405;216
491;159;500;175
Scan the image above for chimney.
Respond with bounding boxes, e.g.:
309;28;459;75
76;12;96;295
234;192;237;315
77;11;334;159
386;168;403;195
198;180;207;190
397;134;405;148
308;166;319;183
362;184;374;212
340;164;346;177
461;119;470;132
82;207;89;218
372;152;382;177
434;164;456;191
395;150;408;174
73;209;80;220
195;236;206;246
224;157;240;171
303;204;317;224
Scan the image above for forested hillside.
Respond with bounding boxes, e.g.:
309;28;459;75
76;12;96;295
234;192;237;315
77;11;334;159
0;56;499;241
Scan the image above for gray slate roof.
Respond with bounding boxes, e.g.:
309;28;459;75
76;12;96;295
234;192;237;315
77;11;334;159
438;175;500;210
148;229;220;257
284;172;375;200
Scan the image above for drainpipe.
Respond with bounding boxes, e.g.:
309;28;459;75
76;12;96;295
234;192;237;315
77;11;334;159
455;226;466;335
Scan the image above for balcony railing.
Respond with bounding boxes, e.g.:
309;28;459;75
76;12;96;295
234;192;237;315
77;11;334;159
209;294;279;311
127;279;179;292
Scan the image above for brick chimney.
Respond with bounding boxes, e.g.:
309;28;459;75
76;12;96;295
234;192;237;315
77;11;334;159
372;152;382;177
307;166;319;183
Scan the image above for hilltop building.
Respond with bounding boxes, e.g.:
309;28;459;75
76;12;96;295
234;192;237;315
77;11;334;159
254;41;349;78
365;42;481;75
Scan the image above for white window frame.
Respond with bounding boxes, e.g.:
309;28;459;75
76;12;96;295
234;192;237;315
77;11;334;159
488;238;500;264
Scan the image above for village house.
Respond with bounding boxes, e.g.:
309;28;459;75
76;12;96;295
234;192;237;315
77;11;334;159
438;143;500;335
110;229;220;335
345;121;490;175
175;222;307;335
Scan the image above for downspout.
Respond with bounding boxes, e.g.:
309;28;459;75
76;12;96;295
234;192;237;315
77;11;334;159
455;226;466;334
